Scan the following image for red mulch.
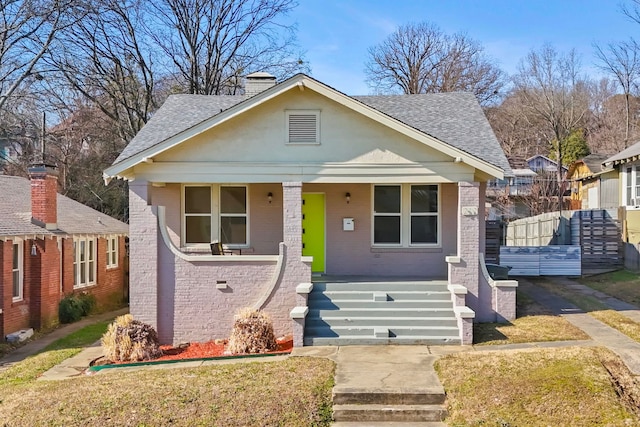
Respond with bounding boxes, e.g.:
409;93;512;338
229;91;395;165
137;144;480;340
154;336;293;362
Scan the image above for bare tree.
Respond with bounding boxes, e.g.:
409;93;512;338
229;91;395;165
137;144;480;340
512;44;591;196
594;39;640;147
49;0;158;142
0;0;80;112
364;21;505;104
147;0;306;95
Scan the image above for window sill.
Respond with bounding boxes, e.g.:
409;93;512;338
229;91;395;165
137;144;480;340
106;265;119;270
73;283;97;290
371;246;442;253
11;297;24;305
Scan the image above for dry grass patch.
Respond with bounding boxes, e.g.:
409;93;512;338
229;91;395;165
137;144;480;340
536;279;640;344
474;291;589;345
580;270;640;307
0;357;335;426
435;346;639;426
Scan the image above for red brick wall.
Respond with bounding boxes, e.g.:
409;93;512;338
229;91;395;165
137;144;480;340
2;235;128;337
1;240;31;336
26;238;62;329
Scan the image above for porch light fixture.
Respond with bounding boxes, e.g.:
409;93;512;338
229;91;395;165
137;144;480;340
267;192;273;204
31;243;37;256
345;192;351;204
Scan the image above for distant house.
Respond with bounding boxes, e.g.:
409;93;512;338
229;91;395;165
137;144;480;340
0;165;128;339
487;157;536;219
527;154;569;174
105;73;517;347
566;154;618;210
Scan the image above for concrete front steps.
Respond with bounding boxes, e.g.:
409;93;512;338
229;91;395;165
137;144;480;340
333;388;447;424
304;280;460;346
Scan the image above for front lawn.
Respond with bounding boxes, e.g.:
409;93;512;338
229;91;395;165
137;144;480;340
473;289;589;345
0;321;335;426
436;346;640;426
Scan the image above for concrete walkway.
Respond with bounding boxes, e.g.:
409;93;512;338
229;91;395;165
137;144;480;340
0;307;129;373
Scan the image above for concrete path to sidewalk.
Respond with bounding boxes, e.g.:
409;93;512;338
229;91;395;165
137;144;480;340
0;307;129;373
518;277;640;375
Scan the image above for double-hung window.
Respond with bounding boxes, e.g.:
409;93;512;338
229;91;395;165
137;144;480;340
12;240;23;302
373;184;440;246
106;236;118;268
624;165;640;207
183;185;248;246
74;237;96;288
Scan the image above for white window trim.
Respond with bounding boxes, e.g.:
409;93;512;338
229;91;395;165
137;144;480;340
182;184;250;248
371;184;441;248
106;236;118;269
285;110;320;144
622;164;640;208
12;238;23;302
74;237;97;289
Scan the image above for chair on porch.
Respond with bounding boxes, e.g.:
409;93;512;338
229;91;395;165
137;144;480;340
210;241;241;255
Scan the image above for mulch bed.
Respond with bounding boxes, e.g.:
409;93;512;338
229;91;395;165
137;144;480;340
155;336;293;362
92;336;294;367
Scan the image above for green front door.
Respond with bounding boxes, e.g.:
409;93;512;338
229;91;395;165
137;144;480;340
302;193;325;273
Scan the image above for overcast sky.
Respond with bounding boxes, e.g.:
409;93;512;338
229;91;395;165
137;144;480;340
287;0;640;94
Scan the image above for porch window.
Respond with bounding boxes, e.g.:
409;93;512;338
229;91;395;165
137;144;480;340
185;186;212;243
220;186;247;245
373;185;401;244
183;185;248;246
106;236;118;268
12;240;23;302
373;184;440;246
74;237;97;288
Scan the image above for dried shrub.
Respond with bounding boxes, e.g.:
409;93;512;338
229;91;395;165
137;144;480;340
227;308;277;354
101;314;163;362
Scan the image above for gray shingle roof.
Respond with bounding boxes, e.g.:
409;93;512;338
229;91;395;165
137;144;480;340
111;75;511;176
0;175;128;238
581;154;610;173
352;93;511;174
604;141;640;165
114;94;244;164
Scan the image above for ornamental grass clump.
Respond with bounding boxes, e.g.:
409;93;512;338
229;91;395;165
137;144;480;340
227;308;277;354
101;314;163;362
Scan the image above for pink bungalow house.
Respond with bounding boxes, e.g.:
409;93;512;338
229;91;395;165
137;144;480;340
105;73;517;346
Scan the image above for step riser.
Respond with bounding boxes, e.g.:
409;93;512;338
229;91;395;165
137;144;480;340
308;300;453;309
304;337;460;346
314;283;448;292
308;292;451;301
305;327;458;338
306;318;458;328
309;309;455;318
333;392;445;405
333;407;446;422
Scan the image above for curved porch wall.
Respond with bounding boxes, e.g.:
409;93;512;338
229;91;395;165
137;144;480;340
156;240;296;344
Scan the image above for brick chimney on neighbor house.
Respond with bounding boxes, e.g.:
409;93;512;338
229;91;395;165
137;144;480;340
28;163;58;230
244;72;276;98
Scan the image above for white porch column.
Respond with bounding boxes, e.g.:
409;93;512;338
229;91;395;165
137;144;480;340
128;180;159;329
282;182;303;257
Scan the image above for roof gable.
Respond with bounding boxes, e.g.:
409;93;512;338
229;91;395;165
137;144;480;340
106;74;510;180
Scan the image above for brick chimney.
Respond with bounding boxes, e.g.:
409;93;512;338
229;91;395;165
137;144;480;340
244;72;276;98
28;164;58;230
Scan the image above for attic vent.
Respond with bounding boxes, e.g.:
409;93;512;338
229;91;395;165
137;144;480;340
286;110;319;144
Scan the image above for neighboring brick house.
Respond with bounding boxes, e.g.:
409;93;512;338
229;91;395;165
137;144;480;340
105;73;517;347
0;165;128;338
